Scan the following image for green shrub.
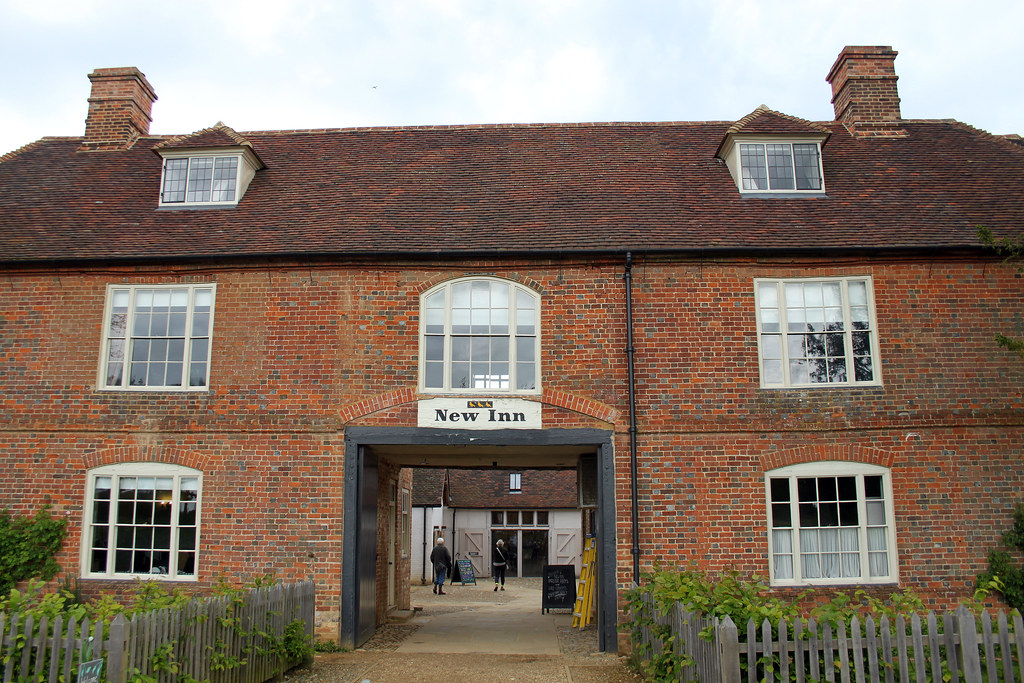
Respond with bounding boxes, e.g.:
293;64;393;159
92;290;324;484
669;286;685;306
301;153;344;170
0;505;67;597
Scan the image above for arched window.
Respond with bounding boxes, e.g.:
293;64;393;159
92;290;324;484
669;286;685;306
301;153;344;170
82;463;202;580
421;278;539;393
765;461;897;586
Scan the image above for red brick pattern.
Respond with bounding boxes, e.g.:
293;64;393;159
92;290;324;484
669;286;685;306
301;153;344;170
0;255;1019;620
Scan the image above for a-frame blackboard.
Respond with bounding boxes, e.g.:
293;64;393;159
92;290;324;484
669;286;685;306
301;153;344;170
541;564;577;613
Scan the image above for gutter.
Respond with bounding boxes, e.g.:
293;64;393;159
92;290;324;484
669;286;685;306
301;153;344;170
624;252;641;584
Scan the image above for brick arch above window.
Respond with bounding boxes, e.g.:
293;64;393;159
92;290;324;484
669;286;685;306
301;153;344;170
413;272;545;296
760;443;895;471
337;387;620;426
80;444;211;472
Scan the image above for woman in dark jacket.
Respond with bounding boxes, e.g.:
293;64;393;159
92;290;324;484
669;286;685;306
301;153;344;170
492;538;510;591
429;537;452;595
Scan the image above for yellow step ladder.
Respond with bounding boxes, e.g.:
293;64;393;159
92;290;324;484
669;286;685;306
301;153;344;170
572;537;596;628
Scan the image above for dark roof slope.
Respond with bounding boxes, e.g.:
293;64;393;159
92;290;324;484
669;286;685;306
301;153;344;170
411;468;447;507
1;119;1021;263
448;469;577;509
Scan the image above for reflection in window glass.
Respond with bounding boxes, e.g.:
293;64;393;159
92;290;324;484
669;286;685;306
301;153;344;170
422;279;539;392
768;465;892;585
88;466;200;579
757;278;877;387
102;285;214;390
739;142;822;192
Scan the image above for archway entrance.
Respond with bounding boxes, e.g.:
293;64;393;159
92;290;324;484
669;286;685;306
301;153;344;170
340;426;616;651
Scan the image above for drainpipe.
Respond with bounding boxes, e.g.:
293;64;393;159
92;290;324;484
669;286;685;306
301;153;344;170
624;252;641;584
421;507;428;585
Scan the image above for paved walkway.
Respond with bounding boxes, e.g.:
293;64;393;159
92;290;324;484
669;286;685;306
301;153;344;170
396;579;565;654
285;578;640;682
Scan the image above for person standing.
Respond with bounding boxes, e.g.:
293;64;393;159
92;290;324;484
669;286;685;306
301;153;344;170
429;537;452;595
492;538;510;591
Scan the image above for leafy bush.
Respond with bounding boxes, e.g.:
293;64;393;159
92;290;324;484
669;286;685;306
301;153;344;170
977;503;1024;611
624;567;927;682
0;506;67;597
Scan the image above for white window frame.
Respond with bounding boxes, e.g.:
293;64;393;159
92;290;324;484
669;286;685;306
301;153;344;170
766;462;898;587
81;463;202;581
737;140;825;194
98;283;216;392
509;472;522;493
419;277;540;394
159;154;243;206
754;276;881;388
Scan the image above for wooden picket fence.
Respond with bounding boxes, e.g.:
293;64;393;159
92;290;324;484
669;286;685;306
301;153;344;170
0;580;315;683
633;593;1024;683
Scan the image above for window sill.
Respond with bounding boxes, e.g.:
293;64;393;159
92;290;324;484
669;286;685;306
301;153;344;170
740;192;828;199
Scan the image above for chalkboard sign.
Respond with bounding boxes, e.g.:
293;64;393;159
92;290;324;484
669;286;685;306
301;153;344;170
78;659;104;683
454;558;476;585
541;564;577;612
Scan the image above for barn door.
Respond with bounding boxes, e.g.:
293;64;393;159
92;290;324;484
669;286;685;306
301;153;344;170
460;529;486;576
553;528;580;572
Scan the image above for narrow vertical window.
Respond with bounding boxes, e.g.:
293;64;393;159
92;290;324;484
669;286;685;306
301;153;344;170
509;472;522;493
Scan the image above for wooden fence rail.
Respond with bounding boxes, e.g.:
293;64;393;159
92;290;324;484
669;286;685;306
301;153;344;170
633;593;1024;683
0;580;315;683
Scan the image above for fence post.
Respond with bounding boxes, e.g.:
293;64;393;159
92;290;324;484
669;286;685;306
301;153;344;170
956;606;982;683
106;614;127;683
720;616;741;683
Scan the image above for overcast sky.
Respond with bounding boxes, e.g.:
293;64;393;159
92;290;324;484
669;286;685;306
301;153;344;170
1;0;1021;156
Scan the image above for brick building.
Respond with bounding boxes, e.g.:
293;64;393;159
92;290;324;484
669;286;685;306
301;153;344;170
0;46;1022;652
410;468;582;582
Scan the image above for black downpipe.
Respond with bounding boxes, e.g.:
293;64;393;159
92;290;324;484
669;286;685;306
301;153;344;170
624;252;641;584
421;507;428;585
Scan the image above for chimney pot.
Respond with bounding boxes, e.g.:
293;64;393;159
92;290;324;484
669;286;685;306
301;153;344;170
81;67;157;151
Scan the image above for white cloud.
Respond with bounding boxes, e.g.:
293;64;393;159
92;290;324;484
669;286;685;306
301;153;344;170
459;44;609;123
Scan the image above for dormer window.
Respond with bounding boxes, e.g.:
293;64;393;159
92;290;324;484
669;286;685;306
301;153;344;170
716;106;829;197
161;156;240;204
154;124;264;209
739;142;823;192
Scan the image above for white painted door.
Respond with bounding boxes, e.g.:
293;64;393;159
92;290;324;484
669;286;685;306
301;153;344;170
460;530;486;577
553;528;581;573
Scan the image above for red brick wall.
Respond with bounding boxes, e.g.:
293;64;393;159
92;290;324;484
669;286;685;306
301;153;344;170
0;253;1021;630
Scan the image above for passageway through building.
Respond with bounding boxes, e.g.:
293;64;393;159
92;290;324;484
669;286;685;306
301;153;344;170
340;427;617;652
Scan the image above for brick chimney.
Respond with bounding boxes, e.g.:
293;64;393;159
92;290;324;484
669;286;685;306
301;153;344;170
826;46;906;138
81;67;157;151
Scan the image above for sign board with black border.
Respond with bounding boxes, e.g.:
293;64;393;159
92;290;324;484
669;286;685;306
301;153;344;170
453;558;476;585
78;659;104;683
541;564;577;613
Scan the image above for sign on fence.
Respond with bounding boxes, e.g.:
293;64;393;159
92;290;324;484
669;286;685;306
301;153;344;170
77;659;103;683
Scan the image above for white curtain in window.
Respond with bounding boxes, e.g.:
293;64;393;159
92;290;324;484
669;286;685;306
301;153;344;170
799;530;820;578
868;527;889;577
840;528;861;577
773;529;793;579
819;529;840;578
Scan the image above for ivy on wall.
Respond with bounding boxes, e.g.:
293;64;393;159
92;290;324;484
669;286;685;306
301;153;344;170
0;505;67;597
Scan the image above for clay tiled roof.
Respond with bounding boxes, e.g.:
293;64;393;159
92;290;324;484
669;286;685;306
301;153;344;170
153;122;257;151
725;105;831;137
411;468;447;507
1;118;1022;263
448;469;577;509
